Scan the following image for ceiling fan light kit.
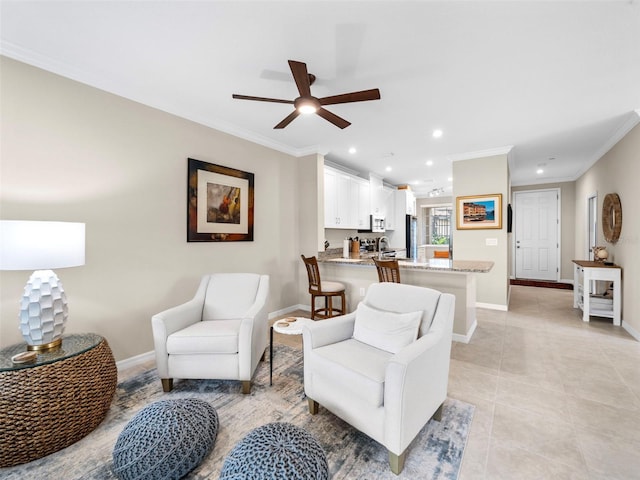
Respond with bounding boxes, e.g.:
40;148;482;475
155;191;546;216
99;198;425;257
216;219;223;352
233;60;380;129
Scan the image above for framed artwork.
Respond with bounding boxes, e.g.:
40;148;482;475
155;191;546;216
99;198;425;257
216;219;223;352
456;194;502;230
187;158;254;242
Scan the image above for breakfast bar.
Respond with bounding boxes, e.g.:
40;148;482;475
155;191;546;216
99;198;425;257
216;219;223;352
317;252;493;342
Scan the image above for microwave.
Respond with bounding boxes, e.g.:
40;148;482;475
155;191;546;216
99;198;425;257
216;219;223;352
371;215;386;233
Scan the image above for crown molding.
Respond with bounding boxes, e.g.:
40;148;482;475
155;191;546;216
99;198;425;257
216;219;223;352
572;109;640;180
1;41;323;160
448;145;514;163
510;174;579;188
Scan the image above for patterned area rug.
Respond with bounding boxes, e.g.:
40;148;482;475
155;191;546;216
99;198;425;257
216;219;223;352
1;345;474;479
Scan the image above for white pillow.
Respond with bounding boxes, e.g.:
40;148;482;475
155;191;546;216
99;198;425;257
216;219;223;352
352;302;422;354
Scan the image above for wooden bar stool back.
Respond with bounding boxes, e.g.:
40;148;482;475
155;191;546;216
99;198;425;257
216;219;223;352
373;258;401;283
301;255;347;319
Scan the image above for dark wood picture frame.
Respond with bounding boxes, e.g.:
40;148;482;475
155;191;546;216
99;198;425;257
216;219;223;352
187;158;254;242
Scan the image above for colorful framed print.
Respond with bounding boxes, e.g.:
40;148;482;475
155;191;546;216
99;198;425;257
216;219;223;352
456;194;502;230
187;158;254;241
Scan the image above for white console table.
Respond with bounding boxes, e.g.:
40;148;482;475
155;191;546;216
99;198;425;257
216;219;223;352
573;260;621;326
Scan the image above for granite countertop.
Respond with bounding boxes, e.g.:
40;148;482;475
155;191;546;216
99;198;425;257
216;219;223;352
318;252;494;273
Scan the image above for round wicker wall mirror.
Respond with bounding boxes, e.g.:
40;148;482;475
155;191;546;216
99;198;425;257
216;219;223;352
602;193;622;243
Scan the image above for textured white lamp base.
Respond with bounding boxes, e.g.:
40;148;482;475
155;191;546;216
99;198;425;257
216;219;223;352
19;269;68;351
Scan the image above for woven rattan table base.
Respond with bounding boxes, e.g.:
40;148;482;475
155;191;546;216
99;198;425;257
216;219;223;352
0;339;117;468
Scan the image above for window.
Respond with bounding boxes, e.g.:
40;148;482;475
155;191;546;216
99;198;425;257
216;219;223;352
424;206;451;245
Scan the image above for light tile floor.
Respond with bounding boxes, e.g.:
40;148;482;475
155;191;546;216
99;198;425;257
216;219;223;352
127;286;640;479
454;285;640;480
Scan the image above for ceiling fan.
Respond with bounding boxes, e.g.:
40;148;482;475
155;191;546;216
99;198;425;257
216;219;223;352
232;60;381;129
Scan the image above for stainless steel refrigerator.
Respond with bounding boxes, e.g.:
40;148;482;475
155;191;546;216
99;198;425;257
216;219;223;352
405;215;417;259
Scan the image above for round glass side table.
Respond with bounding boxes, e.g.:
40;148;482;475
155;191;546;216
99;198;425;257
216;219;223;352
0;333;118;468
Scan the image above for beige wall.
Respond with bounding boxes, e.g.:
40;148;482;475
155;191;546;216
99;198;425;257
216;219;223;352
452;154;510;308
511;181;576;281
575;123;640;336
0;57;305;360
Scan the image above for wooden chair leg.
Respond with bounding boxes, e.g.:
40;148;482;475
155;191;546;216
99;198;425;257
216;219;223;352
327;295;333;316
241;381;251;394
308;398;319;415
341;292;346;314
161;378;173;392
311;294;316;320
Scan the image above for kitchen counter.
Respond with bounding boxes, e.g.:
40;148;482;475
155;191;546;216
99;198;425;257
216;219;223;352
321;254;493;273
316;250;493;343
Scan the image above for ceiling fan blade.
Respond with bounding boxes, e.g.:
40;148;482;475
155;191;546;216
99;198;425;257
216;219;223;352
319;88;381;106
232;94;294;104
274;110;300;129
288;60;312;98
316;107;351;129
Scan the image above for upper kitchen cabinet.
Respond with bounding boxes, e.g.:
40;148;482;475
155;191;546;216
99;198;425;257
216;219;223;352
324;166;371;229
396;187;416;216
369;174;385;215
382;186;396;230
354;177;371;229
324;167;354;228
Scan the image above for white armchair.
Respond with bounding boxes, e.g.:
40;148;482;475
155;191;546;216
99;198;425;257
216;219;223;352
151;273;269;394
302;282;455;474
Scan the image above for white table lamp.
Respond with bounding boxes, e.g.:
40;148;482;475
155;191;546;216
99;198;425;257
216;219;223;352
0;220;85;351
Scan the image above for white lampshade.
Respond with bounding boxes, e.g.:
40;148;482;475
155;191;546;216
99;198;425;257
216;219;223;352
0;220;85;270
0;220;85;351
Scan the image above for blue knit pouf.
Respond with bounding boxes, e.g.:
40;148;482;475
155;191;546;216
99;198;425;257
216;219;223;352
113;398;218;480
219;422;329;480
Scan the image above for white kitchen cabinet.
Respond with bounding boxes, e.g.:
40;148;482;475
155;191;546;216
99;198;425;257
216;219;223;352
382;186;396;230
369;174;384;215
354;177;371;229
324;167;358;229
395;188;416;216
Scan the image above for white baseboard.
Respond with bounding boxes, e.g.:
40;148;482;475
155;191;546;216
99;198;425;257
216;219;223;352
622;321;640;342
452;319;477;344
476;302;508;311
268;304;310;319
120;306;311;372
116;350;154;372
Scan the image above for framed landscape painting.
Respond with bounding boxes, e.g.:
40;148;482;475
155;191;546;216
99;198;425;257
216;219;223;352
456;194;502;230
187;158;254;242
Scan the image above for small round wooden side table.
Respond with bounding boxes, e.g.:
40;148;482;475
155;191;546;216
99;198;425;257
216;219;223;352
0;333;117;468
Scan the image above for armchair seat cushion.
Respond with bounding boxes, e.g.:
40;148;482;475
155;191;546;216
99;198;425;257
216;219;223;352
166;319;241;355
311;338;392;408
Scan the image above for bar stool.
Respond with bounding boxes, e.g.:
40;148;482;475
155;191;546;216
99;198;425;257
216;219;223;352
300;255;346;319
373;257;401;283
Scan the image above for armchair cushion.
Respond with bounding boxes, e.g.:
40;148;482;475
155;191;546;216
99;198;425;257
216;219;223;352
353;303;422;354
311;339;392;408
203;274;261;320
166;319;242;355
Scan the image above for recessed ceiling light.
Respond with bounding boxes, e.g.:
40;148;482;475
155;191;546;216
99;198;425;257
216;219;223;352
348;147;357;154
385;166;392;172
425;160;433;166
536;168;544;174
432;129;443;139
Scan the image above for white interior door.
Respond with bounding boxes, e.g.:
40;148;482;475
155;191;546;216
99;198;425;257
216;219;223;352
514;189;559;281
